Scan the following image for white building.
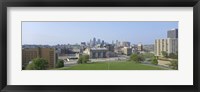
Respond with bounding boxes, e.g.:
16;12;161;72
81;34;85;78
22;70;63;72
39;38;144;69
83;48;108;58
121;47;132;55
155;38;178;56
137;43;143;51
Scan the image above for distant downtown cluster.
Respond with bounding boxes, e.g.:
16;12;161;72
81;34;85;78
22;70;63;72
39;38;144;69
22;28;178;69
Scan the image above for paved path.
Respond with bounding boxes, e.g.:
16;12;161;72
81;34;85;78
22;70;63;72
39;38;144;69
158;60;171;67
142;61;172;70
91;55;129;62
64;60;77;67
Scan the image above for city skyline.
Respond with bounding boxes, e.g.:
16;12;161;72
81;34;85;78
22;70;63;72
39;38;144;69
22;21;178;45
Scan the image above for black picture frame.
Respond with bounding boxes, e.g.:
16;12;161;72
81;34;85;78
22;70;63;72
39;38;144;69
0;0;199;92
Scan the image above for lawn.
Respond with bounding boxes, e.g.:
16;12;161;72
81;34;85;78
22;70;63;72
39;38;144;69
56;61;165;70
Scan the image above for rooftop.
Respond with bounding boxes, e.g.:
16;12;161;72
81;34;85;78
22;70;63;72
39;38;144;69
90;48;108;51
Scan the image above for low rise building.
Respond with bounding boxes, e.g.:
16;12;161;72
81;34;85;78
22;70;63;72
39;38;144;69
83;48;108;58
121;41;131;47
104;44;114;52
122;47;132;56
138;43;143;51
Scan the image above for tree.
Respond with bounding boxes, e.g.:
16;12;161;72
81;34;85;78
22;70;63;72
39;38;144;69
169;53;178;59
130;54;145;63
138;54;145;61
151;56;158;65
26;58;48;70
55;59;64;68
130;54;138;63
82;55;89;63
78;55;89;64
161;51;168;58
169;60;178;70
77;56;83;64
142;53;154;59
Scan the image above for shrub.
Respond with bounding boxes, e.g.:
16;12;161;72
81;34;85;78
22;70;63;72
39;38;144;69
151;57;158;65
169;53;178;59
77;56;83;64
161;51;168;58
142;53;154;59
169;60;178;70
78;55;89;64
130;54;144;63
26;58;48;70
56;59;64;68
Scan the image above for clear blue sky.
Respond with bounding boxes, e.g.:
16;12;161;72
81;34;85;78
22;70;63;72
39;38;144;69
22;21;178;45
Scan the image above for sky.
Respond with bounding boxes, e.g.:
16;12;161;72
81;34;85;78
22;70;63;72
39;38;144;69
22;21;178;45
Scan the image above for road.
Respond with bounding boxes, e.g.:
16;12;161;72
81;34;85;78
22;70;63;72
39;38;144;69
142;61;172;70
90;55;129;62
64;60;77;67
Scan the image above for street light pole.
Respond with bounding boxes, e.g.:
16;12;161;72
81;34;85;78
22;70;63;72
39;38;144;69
108;60;109;70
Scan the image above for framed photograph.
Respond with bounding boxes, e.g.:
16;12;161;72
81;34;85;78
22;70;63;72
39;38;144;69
0;0;199;92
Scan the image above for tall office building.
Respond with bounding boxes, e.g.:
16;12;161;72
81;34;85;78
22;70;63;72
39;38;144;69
112;40;114;45
101;40;104;45
154;38;178;56
167;28;178;38
97;39;101;44
22;48;57;69
93;37;96;46
116;40;119;47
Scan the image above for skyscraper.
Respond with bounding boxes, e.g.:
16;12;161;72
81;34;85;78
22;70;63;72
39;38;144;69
167;28;178;38
93;37;96;46
101;40;104;45
97;39;101;44
90;39;93;47
112;40;114;45
116;40;119;47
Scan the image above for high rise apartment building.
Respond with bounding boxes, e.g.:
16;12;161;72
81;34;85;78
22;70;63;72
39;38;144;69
155;38;178;56
155;28;178;56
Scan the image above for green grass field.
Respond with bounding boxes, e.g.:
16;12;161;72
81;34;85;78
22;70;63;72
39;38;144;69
56;61;165;70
